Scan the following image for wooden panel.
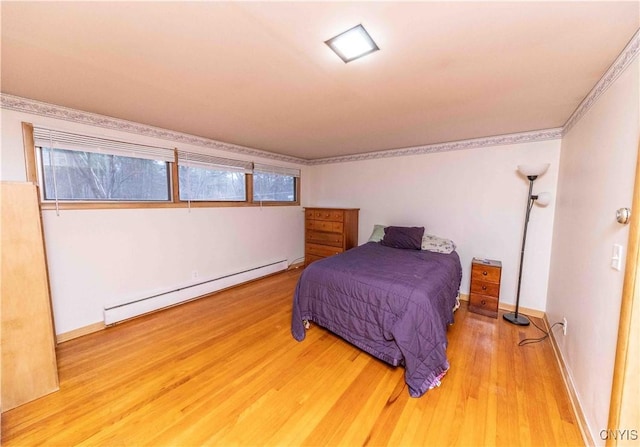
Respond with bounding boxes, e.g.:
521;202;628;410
305;243;344;258
471;265;501;284
1;182;59;411
306;230;343;247
306;220;343;233
22;122;37;184
343;209;359;250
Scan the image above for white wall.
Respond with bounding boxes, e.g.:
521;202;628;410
547;60;639;444
1;108;306;335
305;139;561;311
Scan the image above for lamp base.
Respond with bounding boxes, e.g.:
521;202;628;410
503;312;530;326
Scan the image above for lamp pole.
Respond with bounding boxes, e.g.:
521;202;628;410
503;175;537;326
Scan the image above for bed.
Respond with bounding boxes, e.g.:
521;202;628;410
291;240;462;397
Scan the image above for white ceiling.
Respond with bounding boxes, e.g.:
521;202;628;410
1;2;639;160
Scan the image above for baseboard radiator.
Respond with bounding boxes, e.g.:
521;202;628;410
104;260;288;325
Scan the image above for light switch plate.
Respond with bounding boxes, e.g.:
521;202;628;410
612;244;623;271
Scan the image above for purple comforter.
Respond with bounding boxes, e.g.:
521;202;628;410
291;242;462;397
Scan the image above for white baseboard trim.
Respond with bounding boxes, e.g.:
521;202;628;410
458;293;545;318
104;260;288;325
544;315;595;447
57;262;290;343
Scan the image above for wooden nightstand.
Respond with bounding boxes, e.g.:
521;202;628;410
469;258;502;318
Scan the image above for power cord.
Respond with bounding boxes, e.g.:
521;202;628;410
288;257;305;269
518;319;565;346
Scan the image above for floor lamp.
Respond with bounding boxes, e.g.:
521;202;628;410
503;163;551;326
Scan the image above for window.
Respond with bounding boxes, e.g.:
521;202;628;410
177;151;252;202
34;128;174;202
41;148;170;201
26;124;301;209
253;163;300;202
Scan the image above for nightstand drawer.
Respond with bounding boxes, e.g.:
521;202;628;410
470;280;500;297
471;265;501;284
469;293;498;318
305;243;344;258
306;220;343;233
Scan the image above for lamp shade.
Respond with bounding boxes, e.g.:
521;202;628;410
536;192;552;206
518;163;550;177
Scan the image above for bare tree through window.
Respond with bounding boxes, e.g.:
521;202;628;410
41;148;170;201
253;172;295;202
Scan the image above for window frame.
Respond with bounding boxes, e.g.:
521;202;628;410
22;122;301;210
252;170;300;204
36;146;174;203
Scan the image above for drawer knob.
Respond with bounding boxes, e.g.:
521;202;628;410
482;285;487;291
482;271;488;276
481;299;487;305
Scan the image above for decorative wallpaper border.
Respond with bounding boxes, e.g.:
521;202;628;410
0;94;307;166
1;27;638;166
306;128;564;165
0;93;565;166
563;28;640;135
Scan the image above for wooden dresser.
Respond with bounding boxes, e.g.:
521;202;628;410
304;207;359;266
469;258;502;318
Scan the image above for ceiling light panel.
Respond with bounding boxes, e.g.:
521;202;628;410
325;24;379;63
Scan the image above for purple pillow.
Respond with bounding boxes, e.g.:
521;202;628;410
380;226;425;250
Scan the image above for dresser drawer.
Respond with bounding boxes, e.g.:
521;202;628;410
470;280;500;298
469;293;499;318
471;265;501;284
305;243;344;258
306;230;343;247
306;220;343;233
305;209;344;222
305;254;325;265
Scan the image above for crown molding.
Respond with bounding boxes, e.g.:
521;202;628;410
0;93;307;166
563;28;640;135
307;128;564;165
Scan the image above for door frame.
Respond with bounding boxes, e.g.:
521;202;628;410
606;137;640;446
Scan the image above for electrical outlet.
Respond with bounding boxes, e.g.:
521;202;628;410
191;270;199;279
562;317;567;336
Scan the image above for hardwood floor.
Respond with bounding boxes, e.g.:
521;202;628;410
1;269;584;446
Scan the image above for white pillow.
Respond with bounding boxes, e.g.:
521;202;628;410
421;234;457;254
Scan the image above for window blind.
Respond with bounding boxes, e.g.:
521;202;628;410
253;163;301;178
33;127;175;162
177;151;253;173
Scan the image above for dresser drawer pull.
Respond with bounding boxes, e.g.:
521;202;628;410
481;299;487;305
482;271;488;276
482;285;487;291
